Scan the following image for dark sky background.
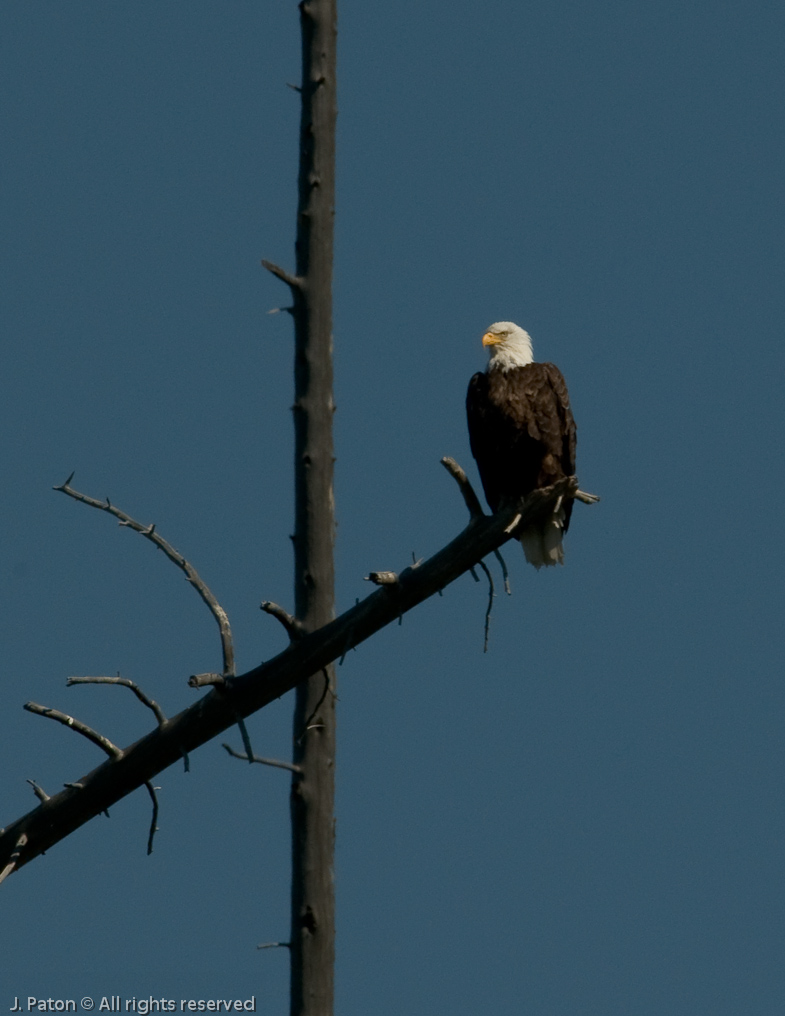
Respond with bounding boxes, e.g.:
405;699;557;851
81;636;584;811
2;2;785;1013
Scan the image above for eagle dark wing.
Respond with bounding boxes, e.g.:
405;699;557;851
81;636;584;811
466;371;505;512
466;363;577;525
530;362;576;479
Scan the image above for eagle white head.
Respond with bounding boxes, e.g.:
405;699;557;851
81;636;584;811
482;321;534;371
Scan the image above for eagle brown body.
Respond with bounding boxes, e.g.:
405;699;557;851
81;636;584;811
466;323;577;567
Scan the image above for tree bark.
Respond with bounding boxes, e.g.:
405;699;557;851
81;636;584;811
289;2;338;1014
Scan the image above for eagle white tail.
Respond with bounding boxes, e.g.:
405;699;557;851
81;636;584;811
519;502;566;569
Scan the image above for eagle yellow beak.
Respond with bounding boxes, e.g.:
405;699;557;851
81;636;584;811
482;332;501;347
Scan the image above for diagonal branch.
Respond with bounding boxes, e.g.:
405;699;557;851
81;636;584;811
27;780;50;803
1;475;587;878
442;455;600;514
235;716;255;762
54;475;234;677
261;259;303;292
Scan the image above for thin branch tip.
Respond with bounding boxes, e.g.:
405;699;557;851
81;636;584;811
261;259;302;291
222;743;302;775
53;470;76;491
477;559;495;652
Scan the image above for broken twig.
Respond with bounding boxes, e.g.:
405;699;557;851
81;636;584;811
365;571;398;586
188;673;226;689
261;601;305;641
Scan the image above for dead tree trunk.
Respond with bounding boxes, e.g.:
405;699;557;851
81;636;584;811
0;7;598;1004
289;2;337;1014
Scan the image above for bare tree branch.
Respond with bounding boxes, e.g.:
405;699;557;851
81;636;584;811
144;781;159;855
24;702;122;759
297;670;331;744
338;626;356;666
261;259;303;292
188;673;226;689
0;834;27;886
222;743;303;775
66;676;167;726
236;716;255;763
441;456;485;519
27;780;50;803
0;475;586;878
492;548;512;596
476;559;495;653
53;475;235;677
261;601;305;641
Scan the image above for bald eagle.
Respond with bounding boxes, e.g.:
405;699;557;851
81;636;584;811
466;321;577;568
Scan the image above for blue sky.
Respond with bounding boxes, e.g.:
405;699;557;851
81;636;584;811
2;2;785;1013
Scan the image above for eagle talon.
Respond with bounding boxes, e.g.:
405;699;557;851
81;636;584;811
503;513;522;534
